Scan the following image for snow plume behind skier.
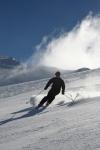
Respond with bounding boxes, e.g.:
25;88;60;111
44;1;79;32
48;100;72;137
37;71;65;108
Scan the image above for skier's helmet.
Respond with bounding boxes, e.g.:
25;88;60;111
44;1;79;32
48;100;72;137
55;71;61;77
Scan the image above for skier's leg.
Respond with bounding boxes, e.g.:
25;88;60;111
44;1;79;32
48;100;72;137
37;96;48;108
46;94;55;107
46;91;59;107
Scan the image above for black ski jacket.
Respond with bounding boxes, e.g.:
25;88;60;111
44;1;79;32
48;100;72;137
44;77;65;94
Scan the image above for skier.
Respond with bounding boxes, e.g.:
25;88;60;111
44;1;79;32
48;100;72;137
37;71;65;108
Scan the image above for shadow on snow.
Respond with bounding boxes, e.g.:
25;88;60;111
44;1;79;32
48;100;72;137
0;106;47;126
0;96;100;126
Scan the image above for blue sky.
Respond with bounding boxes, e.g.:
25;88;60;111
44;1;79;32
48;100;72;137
0;0;100;61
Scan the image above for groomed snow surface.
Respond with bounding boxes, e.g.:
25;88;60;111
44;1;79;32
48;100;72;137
0;70;100;150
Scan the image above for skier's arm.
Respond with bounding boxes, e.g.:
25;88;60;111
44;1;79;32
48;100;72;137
62;80;65;95
44;78;53;90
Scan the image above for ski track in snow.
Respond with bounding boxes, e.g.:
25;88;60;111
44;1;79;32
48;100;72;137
0;70;100;150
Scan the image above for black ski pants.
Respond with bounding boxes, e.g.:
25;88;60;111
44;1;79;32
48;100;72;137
38;89;60;107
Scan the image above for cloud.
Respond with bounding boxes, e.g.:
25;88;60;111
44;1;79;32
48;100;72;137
33;12;100;70
5;13;100;83
2;13;100;86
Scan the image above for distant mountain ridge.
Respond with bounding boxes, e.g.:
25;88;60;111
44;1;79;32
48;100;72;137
75;67;90;72
0;55;20;68
0;56;97;87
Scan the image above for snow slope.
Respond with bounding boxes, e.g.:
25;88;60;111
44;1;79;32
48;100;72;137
0;69;100;150
0;66;67;86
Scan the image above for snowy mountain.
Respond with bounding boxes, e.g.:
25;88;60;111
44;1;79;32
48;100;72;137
0;56;20;86
0;56;20;69
75;67;90;72
0;67;100;150
0;65;70;86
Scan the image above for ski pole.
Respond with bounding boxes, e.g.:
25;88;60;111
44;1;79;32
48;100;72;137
64;94;74;102
65;92;80;102
33;89;44;99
